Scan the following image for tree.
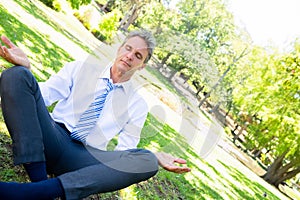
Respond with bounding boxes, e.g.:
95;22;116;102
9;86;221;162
109;0;152;31
67;0;91;9
198;47;249;108
175;0;254;110
232;41;300;186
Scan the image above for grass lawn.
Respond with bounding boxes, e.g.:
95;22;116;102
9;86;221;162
0;0;291;199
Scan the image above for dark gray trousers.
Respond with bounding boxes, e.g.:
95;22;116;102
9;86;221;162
0;66;158;199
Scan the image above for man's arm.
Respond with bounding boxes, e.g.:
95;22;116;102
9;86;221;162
154;152;191;174
114;95;191;174
0;35;31;69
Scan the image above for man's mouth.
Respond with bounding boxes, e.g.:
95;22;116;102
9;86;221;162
121;60;131;68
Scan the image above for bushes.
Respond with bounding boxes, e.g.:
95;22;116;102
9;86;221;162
95;9;122;44
52;0;62;11
40;0;122;44
39;0;61;11
39;0;53;7
73;9;92;30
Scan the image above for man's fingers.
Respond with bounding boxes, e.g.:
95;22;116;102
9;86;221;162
1;35;16;48
175;166;191;173
165;165;191;174
1;46;10;58
0;46;8;58
174;158;187;164
0;46;4;56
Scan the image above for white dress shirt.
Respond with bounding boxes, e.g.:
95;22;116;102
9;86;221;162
39;60;148;150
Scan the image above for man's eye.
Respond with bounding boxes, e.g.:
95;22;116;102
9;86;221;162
136;53;142;60
125;45;131;51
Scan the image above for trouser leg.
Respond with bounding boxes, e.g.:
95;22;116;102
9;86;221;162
58;149;158;200
0;66;159;199
0;66;63;165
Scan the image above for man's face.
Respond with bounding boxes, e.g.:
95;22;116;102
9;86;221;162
113;36;149;77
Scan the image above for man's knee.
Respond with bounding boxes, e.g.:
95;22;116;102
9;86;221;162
1;66;31;82
143;149;159;176
128;149;159;174
0;66;35;94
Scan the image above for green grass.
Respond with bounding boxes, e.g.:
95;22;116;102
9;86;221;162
0;1;288;199
0;112;282;200
145;66;192;106
13;0;94;57
0;3;73;80
132;114;281;200
0;111;28;182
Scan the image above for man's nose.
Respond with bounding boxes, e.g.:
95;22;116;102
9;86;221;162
126;51;134;60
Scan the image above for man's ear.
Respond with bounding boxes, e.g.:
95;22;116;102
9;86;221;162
139;63;146;70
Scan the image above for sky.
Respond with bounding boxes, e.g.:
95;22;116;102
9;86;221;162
228;0;300;49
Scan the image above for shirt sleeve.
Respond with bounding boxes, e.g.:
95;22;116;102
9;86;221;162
39;61;79;106
115;97;149;150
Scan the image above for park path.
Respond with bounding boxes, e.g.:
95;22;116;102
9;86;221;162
0;1;291;199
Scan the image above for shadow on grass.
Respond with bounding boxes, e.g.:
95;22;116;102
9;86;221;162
13;0;93;55
145;66;192;106
134;113;284;200
136;113;224;200
217;160;281;200
0;4;73;80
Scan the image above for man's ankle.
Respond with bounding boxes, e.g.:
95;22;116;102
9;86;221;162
23;161;48;182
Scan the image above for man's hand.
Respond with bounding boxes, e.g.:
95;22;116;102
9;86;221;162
0;35;30;69
155;152;191;174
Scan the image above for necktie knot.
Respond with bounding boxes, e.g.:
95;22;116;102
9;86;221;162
104;78;114;92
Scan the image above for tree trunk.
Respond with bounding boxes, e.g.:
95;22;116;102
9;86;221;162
253;149;262;159
169;70;177;81
198;92;211;108
225;101;232;117
198;48;249;108
261;150;300;187
262;151;287;182
196;85;205;97
101;0;115;12
119;5;139;31
274;166;300;187
158;52;172;70
209;102;220;114
231;124;239;137
233;126;244;144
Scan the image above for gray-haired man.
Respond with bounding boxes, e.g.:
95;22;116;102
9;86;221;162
0;30;190;199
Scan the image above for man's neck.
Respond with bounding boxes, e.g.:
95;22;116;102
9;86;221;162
110;67;131;83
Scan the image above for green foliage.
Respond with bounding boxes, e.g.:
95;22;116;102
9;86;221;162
232;42;300;183
73;10;92;30
67;0;91;9
52;0;62;12
137;0;299;184
39;0;54;8
40;0;91;10
137;1;181;32
97;9;122;44
39;0;61;11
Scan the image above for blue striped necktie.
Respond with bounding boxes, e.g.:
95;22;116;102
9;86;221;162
70;78;114;142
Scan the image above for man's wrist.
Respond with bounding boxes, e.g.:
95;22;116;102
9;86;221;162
23;59;31;69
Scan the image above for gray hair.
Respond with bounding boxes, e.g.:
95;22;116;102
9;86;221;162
122;30;156;63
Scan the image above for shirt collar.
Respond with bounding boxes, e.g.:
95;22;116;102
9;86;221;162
99;63;132;94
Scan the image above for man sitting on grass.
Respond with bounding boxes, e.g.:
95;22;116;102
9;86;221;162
0;30;190;199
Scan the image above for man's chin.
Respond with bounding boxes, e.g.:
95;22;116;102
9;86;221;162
118;64;130;73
